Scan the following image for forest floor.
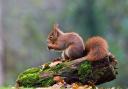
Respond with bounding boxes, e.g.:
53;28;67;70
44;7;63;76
0;87;123;89
0;87;35;89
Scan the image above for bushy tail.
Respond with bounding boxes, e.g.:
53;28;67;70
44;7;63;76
85;36;109;61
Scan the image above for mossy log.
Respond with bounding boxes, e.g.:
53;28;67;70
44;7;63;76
16;54;118;88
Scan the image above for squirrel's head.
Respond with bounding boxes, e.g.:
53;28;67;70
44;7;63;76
47;24;63;44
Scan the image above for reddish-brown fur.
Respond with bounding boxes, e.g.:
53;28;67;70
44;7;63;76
47;24;85;60
47;24;109;61
85;36;109;61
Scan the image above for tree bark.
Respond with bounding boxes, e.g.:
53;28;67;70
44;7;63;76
59;54;118;85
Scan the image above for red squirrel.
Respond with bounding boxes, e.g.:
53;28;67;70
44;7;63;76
47;24;109;61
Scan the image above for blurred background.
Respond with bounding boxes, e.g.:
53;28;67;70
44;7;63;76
0;0;128;88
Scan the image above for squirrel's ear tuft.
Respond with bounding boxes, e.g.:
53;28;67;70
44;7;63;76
53;24;61;31
54;24;59;28
51;24;59;37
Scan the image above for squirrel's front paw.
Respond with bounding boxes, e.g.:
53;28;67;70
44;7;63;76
47;46;52;50
47;43;53;50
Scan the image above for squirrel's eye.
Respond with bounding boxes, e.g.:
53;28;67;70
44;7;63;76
50;36;53;39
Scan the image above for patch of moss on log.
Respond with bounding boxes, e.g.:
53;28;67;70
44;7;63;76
16;61;92;87
78;61;92;83
17;68;41;87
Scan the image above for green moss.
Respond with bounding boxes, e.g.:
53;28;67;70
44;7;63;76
17;61;93;87
16;64;66;87
78;61;92;82
50;63;66;73
17;67;41;80
19;73;39;87
40;77;55;87
17;67;41;87
23;67;41;74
